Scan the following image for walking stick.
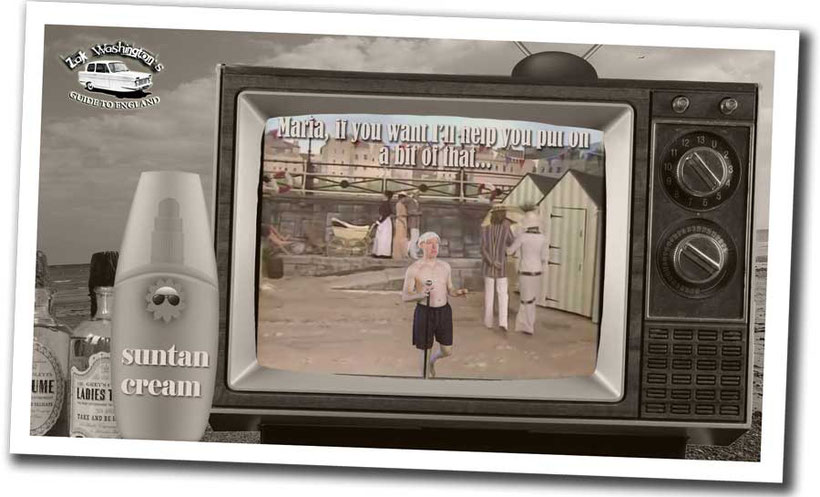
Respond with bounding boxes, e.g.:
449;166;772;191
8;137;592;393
423;279;433;379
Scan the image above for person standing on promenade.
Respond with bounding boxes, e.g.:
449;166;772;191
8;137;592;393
372;190;394;258
406;190;422;259
481;206;514;331
507;210;548;334
392;192;410;259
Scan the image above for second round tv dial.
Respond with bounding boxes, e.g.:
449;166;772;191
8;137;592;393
672;232;728;286
658;222;735;297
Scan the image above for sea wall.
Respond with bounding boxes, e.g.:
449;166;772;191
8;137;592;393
262;194;489;259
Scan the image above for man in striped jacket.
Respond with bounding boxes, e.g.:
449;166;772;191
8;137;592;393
481;206;514;330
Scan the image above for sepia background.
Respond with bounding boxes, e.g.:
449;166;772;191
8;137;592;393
37;24;773;460
37;27;773;264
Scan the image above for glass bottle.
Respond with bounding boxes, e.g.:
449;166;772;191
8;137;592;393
69;286;119;438
31;286;72;436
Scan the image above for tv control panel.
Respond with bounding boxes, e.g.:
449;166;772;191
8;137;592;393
641;88;756;422
646;92;755;321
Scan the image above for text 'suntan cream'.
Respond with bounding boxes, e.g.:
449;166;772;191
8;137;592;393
111;171;218;441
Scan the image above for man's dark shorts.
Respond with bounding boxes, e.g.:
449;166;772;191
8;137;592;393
412;302;453;350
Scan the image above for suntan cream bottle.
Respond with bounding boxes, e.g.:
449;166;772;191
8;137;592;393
111;171;218;441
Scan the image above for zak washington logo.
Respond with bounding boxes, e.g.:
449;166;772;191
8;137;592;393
62;40;163;110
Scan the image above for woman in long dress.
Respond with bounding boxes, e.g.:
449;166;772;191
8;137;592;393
392;192;409;259
372;191;394;258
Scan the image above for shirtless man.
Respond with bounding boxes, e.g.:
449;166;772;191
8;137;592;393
402;232;468;378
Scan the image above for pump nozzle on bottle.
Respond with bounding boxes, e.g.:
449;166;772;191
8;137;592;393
151;198;184;264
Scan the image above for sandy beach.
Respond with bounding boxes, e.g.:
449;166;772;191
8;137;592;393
256;273;598;380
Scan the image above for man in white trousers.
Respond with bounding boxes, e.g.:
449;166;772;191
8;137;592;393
481;206;514;330
507;210;548;334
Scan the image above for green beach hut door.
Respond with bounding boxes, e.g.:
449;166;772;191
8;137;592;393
546;207;588;316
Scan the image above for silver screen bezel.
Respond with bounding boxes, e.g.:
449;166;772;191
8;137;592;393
227;91;633;402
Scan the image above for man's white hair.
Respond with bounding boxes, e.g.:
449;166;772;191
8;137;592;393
417;231;440;244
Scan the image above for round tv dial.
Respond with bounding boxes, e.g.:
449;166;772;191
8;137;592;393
658;222;735;298
660;131;741;210
677;146;729;197
672;232;728;286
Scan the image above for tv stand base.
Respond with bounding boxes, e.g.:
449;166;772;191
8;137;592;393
258;423;688;459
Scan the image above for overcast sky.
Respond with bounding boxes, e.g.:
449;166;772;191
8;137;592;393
37;26;773;264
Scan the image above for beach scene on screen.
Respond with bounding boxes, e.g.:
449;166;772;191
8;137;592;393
256;113;605;380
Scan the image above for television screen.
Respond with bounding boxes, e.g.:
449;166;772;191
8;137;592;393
225;84;634;403
256;114;606;381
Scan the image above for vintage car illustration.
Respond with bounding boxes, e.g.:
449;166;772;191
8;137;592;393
78;60;152;93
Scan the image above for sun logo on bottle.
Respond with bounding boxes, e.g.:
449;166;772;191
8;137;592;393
145;279;185;323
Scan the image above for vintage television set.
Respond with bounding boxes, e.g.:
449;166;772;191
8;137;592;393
209;55;757;458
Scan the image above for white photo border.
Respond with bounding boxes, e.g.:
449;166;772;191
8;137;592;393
10;1;800;483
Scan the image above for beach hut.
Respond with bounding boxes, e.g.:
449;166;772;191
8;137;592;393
501;171;603;323
502;173;561;209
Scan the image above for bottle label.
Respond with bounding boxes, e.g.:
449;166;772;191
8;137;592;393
31;340;64;436
70;352;119;438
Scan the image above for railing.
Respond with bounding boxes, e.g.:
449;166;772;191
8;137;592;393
262;158;522;202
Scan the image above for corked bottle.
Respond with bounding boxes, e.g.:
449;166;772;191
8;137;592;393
88;251;119;317
31;250;72;436
68;251;119;438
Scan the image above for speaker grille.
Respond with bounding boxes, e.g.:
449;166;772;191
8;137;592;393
641;324;748;421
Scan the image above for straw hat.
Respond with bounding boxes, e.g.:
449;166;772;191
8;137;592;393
521;210;540;229
481;205;523;227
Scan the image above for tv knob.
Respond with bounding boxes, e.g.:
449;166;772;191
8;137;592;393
657;221;735;297
676;147;729;198
720;97;739;115
672;232;728;285
659;131;741;210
